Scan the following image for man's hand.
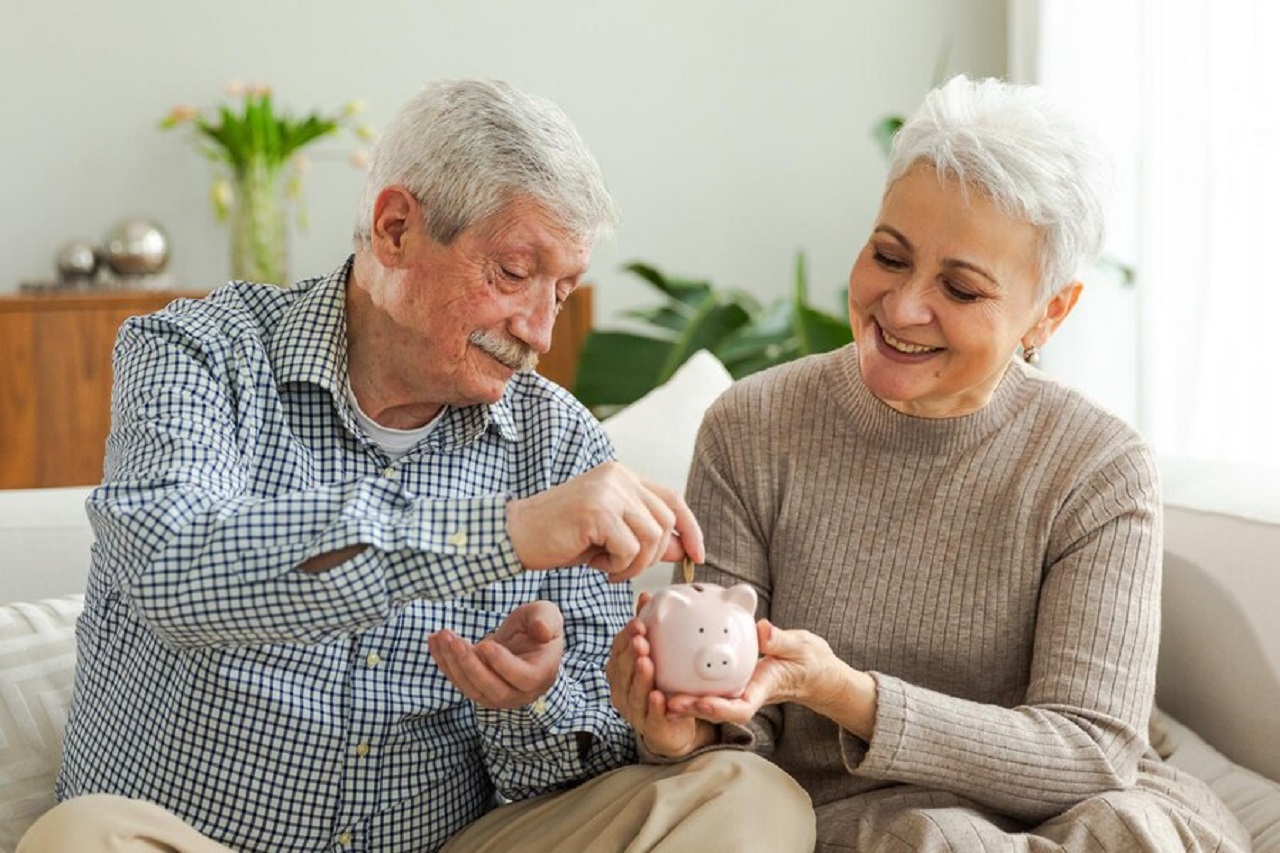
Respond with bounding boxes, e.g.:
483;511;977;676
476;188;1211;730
428;600;565;710
506;461;705;582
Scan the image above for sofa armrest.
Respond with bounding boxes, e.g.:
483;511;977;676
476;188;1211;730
1157;458;1280;784
0;487;94;605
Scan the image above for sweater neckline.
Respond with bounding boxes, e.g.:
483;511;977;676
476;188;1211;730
835;344;1035;454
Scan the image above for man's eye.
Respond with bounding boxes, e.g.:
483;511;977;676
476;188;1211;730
500;267;528;281
873;249;907;270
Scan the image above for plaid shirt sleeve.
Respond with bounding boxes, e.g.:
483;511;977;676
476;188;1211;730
89;302;527;648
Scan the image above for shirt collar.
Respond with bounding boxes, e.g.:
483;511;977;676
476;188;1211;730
268;256;351;393
267;255;520;446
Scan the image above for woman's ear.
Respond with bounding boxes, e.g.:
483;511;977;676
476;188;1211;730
369;186;418;267
1025;280;1083;348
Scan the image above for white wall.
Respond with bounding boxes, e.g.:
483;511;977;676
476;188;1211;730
0;0;1006;324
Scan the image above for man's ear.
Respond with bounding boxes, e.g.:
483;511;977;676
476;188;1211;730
1025;280;1083;348
369;186;418;268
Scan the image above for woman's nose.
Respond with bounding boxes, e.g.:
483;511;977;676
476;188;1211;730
881;274;933;327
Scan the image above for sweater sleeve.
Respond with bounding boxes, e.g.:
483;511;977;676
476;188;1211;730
843;439;1162;823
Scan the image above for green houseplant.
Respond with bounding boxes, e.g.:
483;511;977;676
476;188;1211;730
572;252;852;409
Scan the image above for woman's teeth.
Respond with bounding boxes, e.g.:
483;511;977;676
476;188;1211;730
882;328;938;354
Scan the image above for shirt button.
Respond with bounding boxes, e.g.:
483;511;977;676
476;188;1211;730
382;466;397;479
447;530;468;548
365;651;382;667
532;696;548;714
355;741;371;757
338;831;353;847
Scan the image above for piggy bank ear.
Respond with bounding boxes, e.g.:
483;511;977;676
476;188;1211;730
651;587;694;621
724;584;758;614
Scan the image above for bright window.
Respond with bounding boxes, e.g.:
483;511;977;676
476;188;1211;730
1023;0;1280;469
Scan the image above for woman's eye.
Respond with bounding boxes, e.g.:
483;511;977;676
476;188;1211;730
872;249;907;270
943;280;980;303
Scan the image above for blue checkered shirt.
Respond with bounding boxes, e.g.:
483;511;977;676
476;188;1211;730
57;258;636;852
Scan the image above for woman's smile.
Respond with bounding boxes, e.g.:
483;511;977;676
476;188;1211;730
875;322;941;359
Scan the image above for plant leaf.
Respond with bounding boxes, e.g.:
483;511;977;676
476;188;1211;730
872;115;904;159
622;304;688;332
571;331;673;408
795;303;854;355
622;261;710;306
656;294;752;382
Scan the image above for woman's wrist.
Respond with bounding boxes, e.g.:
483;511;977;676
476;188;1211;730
639;718;718;759
807;664;878;741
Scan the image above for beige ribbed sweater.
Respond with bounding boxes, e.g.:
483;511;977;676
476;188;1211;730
687;345;1249;850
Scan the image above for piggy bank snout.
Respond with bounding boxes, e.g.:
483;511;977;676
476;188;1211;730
695;641;742;681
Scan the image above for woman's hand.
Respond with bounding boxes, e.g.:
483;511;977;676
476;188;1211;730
667;619;879;741
606;593;717;758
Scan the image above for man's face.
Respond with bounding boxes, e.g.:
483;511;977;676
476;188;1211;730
377;196;591;412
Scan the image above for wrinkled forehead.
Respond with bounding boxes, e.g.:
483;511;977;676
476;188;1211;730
468;199;594;272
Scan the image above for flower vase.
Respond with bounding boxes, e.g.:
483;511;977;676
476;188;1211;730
230;158;288;285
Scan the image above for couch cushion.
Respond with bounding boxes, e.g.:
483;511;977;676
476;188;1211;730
0;595;83;851
1152;706;1280;850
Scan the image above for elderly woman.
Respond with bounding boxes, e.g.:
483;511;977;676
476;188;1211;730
608;76;1250;851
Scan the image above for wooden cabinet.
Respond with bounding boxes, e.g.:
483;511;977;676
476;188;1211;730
0;291;204;489
0;285;593;490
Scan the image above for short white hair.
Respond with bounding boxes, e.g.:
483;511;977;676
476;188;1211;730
354;79;617;246
887;75;1111;301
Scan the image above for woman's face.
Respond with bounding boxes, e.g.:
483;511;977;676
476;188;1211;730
848;163;1077;418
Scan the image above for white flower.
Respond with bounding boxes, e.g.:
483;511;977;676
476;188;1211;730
210;179;234;221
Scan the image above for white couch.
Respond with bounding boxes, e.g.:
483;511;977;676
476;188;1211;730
2;352;1278;851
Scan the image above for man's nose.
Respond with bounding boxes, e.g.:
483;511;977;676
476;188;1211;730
510;280;558;355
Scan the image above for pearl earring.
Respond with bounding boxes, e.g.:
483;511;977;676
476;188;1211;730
1022;344;1041;365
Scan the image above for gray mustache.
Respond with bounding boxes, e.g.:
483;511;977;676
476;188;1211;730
469;330;538;374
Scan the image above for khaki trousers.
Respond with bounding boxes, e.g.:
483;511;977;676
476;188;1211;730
19;751;815;853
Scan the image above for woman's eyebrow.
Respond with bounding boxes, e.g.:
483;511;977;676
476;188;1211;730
874;224;999;286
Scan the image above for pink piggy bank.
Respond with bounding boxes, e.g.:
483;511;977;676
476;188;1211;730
638;582;759;697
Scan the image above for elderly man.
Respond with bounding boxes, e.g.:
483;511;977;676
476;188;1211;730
18;81;813;852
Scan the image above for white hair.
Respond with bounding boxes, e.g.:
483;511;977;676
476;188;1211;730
887;75;1111;301
354;79;617;246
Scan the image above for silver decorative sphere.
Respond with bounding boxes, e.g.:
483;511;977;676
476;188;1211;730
55;241;101;281
103;217;170;276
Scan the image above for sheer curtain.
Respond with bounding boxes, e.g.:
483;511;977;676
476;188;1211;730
1017;0;1280;470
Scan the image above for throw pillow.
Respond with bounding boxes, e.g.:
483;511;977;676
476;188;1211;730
0;595;84;851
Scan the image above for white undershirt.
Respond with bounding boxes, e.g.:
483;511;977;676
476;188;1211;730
345;377;443;460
